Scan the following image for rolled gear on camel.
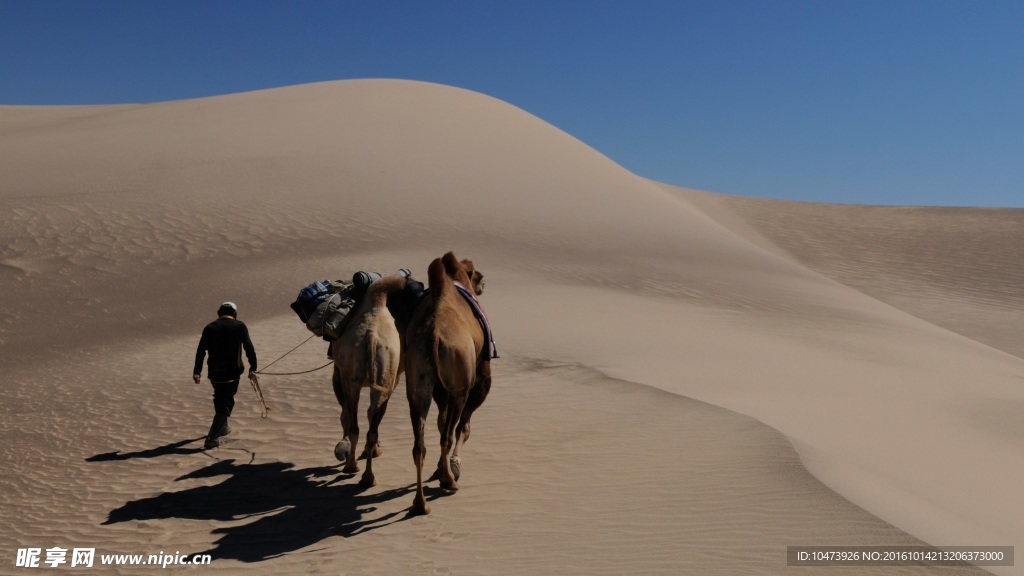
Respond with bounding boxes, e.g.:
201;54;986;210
351;268;411;300
291;269;412;340
306;290;355;339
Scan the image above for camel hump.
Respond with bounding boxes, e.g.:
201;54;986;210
441;251;473;288
428;257;449;304
441;252;460;275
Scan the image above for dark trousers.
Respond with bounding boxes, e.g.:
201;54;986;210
207;379;239;439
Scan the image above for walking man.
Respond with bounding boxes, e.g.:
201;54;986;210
193;302;258;449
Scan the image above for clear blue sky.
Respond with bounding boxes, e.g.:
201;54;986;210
2;1;1022;207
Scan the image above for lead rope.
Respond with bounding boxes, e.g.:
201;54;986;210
248;333;335;417
254;333;334;375
248;372;272;418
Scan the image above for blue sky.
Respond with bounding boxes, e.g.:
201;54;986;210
2;1;1022;207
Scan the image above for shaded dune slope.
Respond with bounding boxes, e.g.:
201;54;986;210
720;195;1024;359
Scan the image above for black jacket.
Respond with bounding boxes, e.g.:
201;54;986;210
194;316;258;382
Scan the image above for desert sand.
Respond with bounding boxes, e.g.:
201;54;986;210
1;79;1021;574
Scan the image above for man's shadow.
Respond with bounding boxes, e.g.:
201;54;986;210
86;437;206;461
100;456;448;562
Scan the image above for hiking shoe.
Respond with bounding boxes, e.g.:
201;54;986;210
203;437;224;449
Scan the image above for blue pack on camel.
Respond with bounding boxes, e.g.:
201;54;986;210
290;280;332;323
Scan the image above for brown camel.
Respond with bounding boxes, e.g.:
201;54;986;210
331;273;410;488
405;252;492;515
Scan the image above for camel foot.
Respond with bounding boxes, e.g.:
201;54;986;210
359;441;383;460
440;478;460;492
358;473;377;489
334;439;352;462
342;463;360;474
450;456;461;482
410;500;431;516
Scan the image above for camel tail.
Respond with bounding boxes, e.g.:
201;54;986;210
431;334;447;394
367;330;390;394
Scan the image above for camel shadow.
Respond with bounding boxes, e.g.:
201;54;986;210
85;437;207;461
102;458;449;562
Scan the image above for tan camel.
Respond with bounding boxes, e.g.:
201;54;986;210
405;252;492;515
331;273;410;488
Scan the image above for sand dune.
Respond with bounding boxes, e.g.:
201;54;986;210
721;195;1024;359
2;79;1020;574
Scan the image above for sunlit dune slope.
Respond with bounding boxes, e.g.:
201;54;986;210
1;79;827;363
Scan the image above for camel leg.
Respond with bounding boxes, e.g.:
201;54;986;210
359;390;382;488
437;356;477;488
331;365;345;405
428;388;449;482
408;386;432;515
339;380;361;474
361;399;388;457
438;394;466;491
453;363;492;461
359;403;384;459
332;368;353;464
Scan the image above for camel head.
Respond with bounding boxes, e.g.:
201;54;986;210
440;251;485;296
460;259;485;296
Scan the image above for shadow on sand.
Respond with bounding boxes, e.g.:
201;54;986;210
86;437;207;461
100;456;448;562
